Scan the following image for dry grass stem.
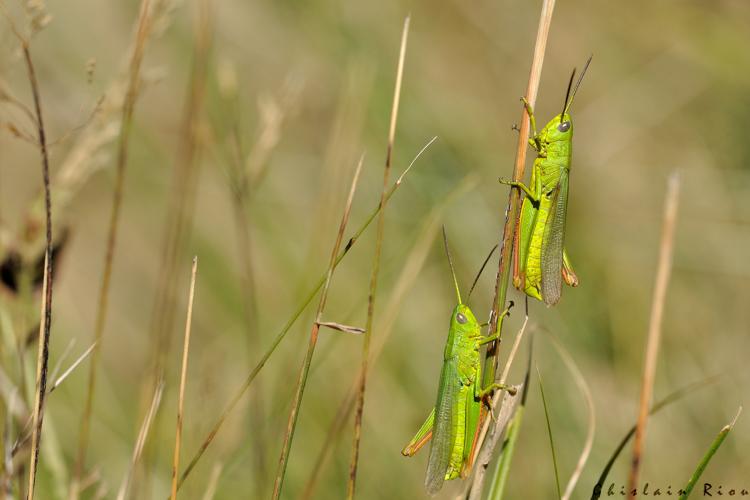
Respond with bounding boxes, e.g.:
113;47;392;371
115;380;164;500
316;322;365;335
347;16;409;498
627;172;680;499
272;156;365;499
75;1;154;493
25;255;49;500
200;463;223;500
466;1;556;494
49;343;97;393
170;257;198;500
20;37;54;500
47;339;76;385
485;0;557;387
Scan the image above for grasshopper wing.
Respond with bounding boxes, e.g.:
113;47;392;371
424;358;459;495
540;168;569;305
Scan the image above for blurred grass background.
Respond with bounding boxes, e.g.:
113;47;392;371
1;0;749;498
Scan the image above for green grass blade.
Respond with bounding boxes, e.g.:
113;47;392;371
486;338;533;500
537;367;561;500
678;407;741;499
487;405;525;500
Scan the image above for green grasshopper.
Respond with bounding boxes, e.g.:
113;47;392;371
402;228;515;495
501;57;592;306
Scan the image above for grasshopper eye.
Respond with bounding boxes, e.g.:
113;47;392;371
557;121;571;132
456;313;467;324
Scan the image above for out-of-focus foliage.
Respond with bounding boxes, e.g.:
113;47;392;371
1;0;749;498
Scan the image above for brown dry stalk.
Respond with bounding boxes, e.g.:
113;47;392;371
115;380;164;500
20;38;54;500
271;156;365;499
73;1;154;494
464;1;557;496
627;172;680;499
170;257;198;500
484;0;556;389
347;16;410;499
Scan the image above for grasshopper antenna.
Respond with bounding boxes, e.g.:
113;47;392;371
561;68;576;122
467;244;498;301
563;54;593;116
442;226;462;305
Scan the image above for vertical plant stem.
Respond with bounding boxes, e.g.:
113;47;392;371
200;463;223;500
170;257;198;500
484;0;556;391
271;157;365;499
21;40;54;500
115;380;164;500
346;17;409;499
627;172;680;499
468;1;557;496
73;1;153;495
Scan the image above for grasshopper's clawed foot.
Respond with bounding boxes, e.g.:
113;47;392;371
481;384;517;422
479;383;517;401
499;178;538;200
496;301;514;323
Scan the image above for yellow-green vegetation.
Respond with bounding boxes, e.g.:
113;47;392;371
0;0;748;499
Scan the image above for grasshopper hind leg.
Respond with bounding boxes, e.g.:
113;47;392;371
402;409;434;456
562;249;579;287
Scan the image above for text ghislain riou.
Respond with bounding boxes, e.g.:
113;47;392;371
593;482;748;496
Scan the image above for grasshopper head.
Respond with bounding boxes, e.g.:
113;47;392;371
451;304;480;334
543;112;573;142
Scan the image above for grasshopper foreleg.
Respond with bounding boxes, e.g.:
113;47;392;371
498;178;540;202
520;97;543;151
